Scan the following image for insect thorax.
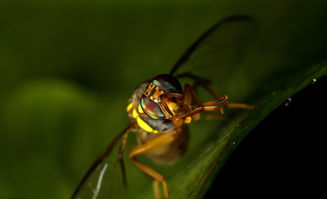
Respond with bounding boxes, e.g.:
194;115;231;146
127;82;176;134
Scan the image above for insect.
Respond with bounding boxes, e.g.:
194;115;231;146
71;15;256;199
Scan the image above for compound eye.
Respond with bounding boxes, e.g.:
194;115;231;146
152;74;182;93
140;96;165;119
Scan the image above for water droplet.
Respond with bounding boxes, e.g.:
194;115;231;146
312;78;317;84
285;97;292;107
232;141;236;145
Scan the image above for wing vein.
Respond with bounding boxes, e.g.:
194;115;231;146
92;163;108;199
71;123;132;199
169;15;254;75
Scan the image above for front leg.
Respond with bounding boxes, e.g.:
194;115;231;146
128;130;181;199
173;83;227;123
177;72;255;109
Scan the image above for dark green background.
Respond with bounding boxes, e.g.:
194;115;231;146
1;0;327;198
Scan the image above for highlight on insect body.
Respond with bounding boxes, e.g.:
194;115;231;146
71;15;256;199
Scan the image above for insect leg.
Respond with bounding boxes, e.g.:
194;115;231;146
128;131;180;199
153;180;161;199
132;161;169;199
200;83;254;109
183;83;203;106
179;84;227;120
118;133;129;187
177;72;254;109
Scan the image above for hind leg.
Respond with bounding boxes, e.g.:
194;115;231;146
128;130;181;199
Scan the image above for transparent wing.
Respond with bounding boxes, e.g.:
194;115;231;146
170;15;258;88
71;125;131;199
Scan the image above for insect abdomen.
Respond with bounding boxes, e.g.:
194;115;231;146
139;126;189;165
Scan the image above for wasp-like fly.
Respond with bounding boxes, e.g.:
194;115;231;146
71;15;256;199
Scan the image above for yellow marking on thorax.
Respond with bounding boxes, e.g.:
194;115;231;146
137;104;144;113
132;109;138;118
128;104;159;134
136;117;155;133
126;102;134;112
153;129;159;133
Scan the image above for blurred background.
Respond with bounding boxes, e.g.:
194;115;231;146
1;0;327;198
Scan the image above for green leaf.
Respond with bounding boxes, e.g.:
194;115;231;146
1;0;327;199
